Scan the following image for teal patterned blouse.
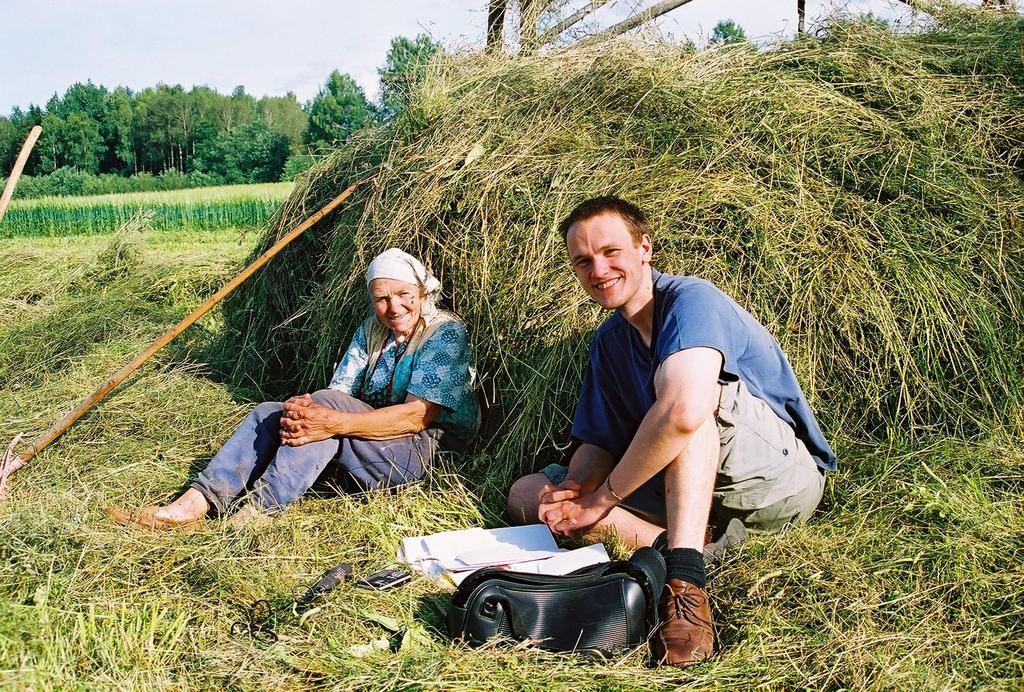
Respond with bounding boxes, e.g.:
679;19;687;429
328;320;479;443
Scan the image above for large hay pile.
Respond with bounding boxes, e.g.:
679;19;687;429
226;10;1024;486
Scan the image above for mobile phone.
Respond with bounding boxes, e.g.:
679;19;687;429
356;566;412;591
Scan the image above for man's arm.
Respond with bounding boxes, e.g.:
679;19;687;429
564;443;615;491
604;346;722;498
550;346;723;534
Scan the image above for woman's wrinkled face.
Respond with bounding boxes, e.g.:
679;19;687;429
370;278;423;341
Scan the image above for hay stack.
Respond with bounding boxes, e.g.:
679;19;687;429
226;10;1024;482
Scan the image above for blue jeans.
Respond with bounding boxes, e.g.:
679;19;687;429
191;389;432;514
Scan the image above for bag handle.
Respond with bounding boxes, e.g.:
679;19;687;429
481;595;530;640
623;547;667;631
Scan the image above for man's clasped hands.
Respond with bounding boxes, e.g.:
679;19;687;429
538;480;616;537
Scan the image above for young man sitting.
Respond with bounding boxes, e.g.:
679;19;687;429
507;196;835;668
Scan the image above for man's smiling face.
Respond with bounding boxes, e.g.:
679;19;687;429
566;211;652;313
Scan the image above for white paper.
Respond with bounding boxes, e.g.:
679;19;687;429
451;548;562;569
397;524;558;571
397;525;611;586
445;545;611;585
508;544;610;576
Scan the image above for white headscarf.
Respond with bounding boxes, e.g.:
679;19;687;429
365;247;442;324
367;248;440;293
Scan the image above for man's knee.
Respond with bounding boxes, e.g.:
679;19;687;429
506;473;547;525
734;461;825;533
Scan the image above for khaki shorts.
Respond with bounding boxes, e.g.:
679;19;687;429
543;380;826;535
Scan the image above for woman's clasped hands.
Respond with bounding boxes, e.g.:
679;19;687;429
279;394;344;447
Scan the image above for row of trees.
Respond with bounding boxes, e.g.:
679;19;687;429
0;35;441;192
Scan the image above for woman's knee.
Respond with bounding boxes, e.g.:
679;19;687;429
251;401;283;420
310;388;373;412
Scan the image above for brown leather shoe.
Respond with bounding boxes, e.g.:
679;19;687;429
105;506;204;531
651;579;714;667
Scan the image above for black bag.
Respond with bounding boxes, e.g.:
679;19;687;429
447;547;666;656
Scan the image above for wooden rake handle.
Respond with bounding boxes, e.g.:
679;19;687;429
10;176;369;470
0;125;42;224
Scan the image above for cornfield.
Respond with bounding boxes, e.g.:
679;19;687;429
1;183;291;237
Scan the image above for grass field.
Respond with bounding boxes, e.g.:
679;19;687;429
0;183;293;238
0;221;1021;689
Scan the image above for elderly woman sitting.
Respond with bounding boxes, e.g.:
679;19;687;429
107;248;478;529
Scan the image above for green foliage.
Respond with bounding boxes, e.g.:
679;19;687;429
303;71;375;151
0;52;443;189
256;93;307;148
281;152;317;181
104;88;135;172
0;116;19;168
46;81;109;123
36;112;106;174
2;81;307;188
193;120;291;184
710;18;747;45
378;34;444;120
5;168;217;199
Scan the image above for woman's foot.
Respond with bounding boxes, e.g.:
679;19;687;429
226;503;271;530
106;488;210;530
105;506;205;531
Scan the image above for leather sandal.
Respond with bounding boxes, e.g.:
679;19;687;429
105;506;205;531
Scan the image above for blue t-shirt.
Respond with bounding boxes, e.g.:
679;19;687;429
328;320;479;443
571;270;836;471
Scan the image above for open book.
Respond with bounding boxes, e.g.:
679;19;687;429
396;524;610;585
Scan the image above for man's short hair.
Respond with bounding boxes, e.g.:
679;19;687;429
558;196;651;244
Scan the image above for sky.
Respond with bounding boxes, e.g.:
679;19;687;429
0;0;924;114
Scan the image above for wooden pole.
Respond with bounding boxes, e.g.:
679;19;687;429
2;176;369;482
797;0;806;35
586;0;698;42
538;0;611;45
0;125;42;224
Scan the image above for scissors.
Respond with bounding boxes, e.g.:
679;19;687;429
230;599;279;644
